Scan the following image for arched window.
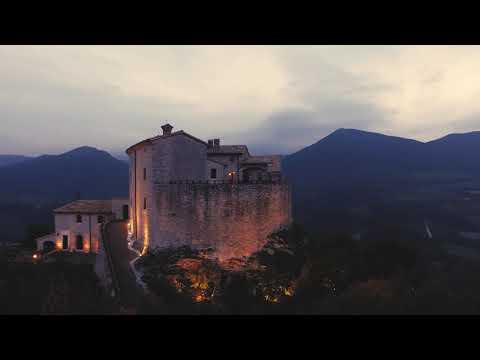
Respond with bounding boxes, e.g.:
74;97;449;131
76;235;83;250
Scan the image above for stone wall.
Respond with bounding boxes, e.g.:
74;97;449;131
129;134;207;249
145;182;291;261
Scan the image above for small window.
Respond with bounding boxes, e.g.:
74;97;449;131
144;197;147;210
76;214;82;223
97;215;104;224
122;205;129;220
76;235;83;250
143;167;147;180
62;235;69;250
210;168;217;179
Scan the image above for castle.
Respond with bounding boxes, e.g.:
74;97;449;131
126;124;291;260
36;123;291;263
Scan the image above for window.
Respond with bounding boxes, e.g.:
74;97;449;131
62;235;69;250
76;214;82;223
210;168;217;179
143;167;147;180
122;205;129;220
76;235;83;250
97;215;104;224
144;197;147;210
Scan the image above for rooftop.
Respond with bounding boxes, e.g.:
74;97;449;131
126;130;208;154
207;145;250;155
242;155;282;172
54;200;113;214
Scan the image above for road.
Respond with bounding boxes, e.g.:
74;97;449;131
103;220;142;311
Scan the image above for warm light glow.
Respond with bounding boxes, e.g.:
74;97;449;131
56;239;62;250
32;254;38;259
84;239;90;253
141;215;149;256
127;221;133;236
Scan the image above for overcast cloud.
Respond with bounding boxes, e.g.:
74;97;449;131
1;45;480;156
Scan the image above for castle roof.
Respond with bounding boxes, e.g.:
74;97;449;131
54;200;113;214
207;145;250;156
126;130;208;154
242;155;282;172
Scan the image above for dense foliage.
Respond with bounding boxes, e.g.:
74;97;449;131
0;256;119;314
137;223;480;315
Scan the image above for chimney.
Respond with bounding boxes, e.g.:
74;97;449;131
214;139;220;148
207;139;214;149
161;123;173;136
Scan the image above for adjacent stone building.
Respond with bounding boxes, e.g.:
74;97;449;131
126;123;291;260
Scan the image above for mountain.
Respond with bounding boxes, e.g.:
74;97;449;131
0;146;129;204
283;128;427;188
282;129;480;234
425;131;480;174
0;155;32;167
283;128;480;187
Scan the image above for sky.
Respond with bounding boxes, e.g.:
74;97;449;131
1;45;480;158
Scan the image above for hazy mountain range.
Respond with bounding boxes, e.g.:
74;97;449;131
1;128;480;242
0;146;128;204
0;155;32;167
282;128;480;235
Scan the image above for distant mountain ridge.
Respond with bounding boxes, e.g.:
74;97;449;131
282;128;480;232
0;146;128;204
0;155;32;167
283;128;480;184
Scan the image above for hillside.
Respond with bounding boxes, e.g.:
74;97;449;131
0;146;129;204
282;129;480;235
0;155;32;167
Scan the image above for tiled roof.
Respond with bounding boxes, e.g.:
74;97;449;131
207;145;250;155
126;130;207;154
54;200;113;214
242;155;282;172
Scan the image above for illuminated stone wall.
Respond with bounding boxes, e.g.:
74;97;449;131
129;134;207;251
146;182;291;261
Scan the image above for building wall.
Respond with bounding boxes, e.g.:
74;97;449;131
36;233;56;251
145;182;292;261
206;160;225;182
129;134;207;251
207;154;241;180
112;198;129;220
152;135;207;182
128;143;154;252
54;213;112;253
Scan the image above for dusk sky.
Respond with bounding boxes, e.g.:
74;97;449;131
1;45;480;157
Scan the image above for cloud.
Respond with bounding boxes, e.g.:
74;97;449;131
1;45;480;156
229;99;388;155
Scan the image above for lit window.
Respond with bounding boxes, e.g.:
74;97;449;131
76;214;82;223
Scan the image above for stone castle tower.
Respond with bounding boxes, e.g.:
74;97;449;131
126;124;291;260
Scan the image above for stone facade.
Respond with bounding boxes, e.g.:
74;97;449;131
126;124;292;260
151;182;291;260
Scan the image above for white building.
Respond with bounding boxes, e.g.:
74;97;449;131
36;199;129;253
